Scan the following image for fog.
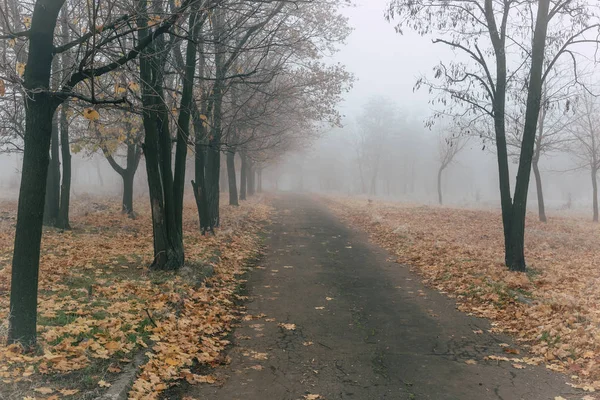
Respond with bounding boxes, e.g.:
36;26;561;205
267;0;596;215
0;0;595;216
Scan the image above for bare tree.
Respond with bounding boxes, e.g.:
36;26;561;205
387;0;600;271
568;92;600;222
437;130;467;205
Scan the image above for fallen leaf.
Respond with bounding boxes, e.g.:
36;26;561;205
33;387;54;394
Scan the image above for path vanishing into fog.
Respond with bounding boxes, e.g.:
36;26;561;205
182;194;581;400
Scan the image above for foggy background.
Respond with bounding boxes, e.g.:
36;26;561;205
0;0;590;213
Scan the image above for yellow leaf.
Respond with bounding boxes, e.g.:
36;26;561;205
114;83;127;95
98;380;111;388
465;359;477;365
165;357;179;366
83;108;100;121
0;79;6;96
59;388;80;396
16;62;25;77
33;387;54;394
278;323;296;330
23;16;31;29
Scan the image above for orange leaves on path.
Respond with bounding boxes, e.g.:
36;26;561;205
325;196;600;388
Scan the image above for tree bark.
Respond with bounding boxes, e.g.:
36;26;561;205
257;168;262;193
56;102;71;229
122;168;135;216
593;167;598;222
505;0;551;271
192;103;211;234
226;150;239;206
8;0;63;346
43;113;60;226
239;151;247;201
55;6;71;230
248;159;255;196
437;166;444;205
532;156;547;223
173;6;201;235
138;3;183;270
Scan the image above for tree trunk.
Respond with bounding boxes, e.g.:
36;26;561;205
138;5;183;270
123;169;135;217
592;167;598;222
369;169;377;196
239;151;247;201
56;102;71;229
192;105;211;234
205;7;226;229
257;168;262;193
248;160;255;196
173;6;201;235
43;114;60;226
55;5;71;230
437;166;443;205
505;0;551;272
8;0;63;346
532;156;547;223
226;150;238;206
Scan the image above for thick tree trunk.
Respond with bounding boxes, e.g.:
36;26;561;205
532;156;547;223
505;0;551;272
43;114;60;226
205;7;226;229
239;151;247;201
123;170;135;216
226;150;238;206
192;105;211;234
138;8;183;271
8;0;63;346
592;167;598;223
437;166;443;205
56;103;71;229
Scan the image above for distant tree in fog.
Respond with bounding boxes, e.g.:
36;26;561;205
437;130;467;205
355;96;400;196
567;92;600;222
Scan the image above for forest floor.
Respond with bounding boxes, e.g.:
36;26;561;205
0;195;271;400
177;193;586;400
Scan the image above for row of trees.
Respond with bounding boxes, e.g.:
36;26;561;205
387;0;600;271
1;0;351;345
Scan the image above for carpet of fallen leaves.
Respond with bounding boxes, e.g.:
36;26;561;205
0;194;271;400
324;196;600;393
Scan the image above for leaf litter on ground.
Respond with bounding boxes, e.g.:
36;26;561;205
0;195;271;399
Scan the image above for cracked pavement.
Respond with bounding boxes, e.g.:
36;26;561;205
180;194;582;400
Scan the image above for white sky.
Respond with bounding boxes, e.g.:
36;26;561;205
333;0;454;121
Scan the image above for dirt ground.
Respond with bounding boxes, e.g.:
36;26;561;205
179;194;583;400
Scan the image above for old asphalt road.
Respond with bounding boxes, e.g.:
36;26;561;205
182;194;580;400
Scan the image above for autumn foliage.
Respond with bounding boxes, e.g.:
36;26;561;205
0;196;270;399
325;197;600;392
